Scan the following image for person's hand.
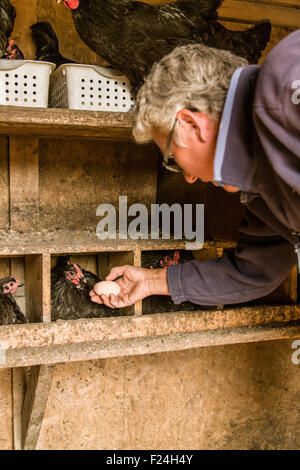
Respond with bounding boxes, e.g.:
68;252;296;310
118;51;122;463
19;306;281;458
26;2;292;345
89;265;169;308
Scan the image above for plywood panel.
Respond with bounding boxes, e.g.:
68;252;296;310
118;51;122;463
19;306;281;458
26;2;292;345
38;139;158;231
36;359;126;450
36;338;300;450
0;369;12;450
9;137;39;232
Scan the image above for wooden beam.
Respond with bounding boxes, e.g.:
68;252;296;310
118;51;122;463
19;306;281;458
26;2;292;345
0;305;298;368
21;365;55;450
219;0;300;28
0;108;134;141
3;322;300;370
12;367;26;450
25;254;50;323
0;230;236;256
133;250;142;315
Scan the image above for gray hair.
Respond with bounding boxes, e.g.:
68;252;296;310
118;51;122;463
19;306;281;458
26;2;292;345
133;43;248;143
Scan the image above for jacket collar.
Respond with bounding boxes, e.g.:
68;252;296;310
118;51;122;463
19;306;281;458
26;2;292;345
213;65;260;193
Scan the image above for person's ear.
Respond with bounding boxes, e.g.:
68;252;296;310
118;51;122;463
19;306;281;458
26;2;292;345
176;108;210;142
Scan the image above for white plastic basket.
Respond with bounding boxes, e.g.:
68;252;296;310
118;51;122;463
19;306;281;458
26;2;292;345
0;60;55;108
49;63;135;112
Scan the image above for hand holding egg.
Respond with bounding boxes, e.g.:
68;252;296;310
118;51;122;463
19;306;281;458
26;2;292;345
93;281;121;297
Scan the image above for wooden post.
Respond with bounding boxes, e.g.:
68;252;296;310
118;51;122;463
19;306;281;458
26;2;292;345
21;364;55;450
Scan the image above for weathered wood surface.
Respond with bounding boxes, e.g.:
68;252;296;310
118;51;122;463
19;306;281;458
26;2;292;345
21;364;55;450
0;108;134;140
133;250;143;315
219;0;300;28
0;369;12;450
0;305;299;350
0;321;299;370
0;306;299;369
148;0;300;28
0;230;236;256
9;137;39;231
12;367;26;450
0;138;9;231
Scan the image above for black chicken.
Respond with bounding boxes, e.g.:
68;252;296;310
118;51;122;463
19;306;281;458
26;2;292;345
30;21;76;68
51;257;122;320
51;255;99;289
0;276;27;325
0;0;23;59
61;0;271;93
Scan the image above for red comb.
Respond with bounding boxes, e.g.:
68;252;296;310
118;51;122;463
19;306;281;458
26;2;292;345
64;0;79;9
73;263;83;278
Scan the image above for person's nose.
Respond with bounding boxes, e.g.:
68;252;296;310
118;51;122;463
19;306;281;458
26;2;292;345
183;172;198;184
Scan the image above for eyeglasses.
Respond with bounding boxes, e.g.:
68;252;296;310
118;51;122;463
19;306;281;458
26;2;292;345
162;118;182;173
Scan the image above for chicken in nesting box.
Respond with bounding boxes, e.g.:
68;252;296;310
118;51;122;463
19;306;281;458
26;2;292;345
0;277;27;325
0;0;23;59
51;256;122;320
60;0;271;94
30;21;76;68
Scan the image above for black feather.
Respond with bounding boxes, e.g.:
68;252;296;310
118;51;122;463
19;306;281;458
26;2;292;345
0;276;27;325
51;256;122;320
30;21;77;68
65;0;271;93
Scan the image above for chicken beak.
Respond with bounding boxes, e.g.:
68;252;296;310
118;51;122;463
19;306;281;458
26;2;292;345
16;280;24;288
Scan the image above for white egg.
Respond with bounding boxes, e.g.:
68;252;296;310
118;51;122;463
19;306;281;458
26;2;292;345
93;281;120;296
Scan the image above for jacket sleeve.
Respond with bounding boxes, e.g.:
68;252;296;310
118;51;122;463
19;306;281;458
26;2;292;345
166;209;297;306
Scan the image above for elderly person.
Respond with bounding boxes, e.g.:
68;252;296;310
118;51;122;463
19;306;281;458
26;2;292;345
90;29;300;309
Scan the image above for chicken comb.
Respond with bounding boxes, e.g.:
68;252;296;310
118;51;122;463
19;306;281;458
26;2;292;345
63;0;79;9
73;263;83;278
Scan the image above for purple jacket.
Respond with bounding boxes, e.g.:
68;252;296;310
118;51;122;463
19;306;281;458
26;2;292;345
167;30;300;306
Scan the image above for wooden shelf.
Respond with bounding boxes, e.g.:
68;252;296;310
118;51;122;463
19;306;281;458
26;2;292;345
0;229;236;256
0;306;299;369
0;106;134;140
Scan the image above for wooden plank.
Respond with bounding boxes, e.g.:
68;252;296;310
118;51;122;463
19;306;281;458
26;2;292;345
38;139;158;232
0;138;9;230
21;364;55;450
219;0;300;28
133;251;143;315
9;137;39;232
0;108;134;140
25;255;44;323
1;321;300;370
240;0;300;6
0;305;299;369
0;369;13;449
0;229;236;256
0;258;9;278
10;258;26;318
41;254;51;323
12;368;26;450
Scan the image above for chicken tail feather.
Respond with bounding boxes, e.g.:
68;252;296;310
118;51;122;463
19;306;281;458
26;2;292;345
30;21;76;67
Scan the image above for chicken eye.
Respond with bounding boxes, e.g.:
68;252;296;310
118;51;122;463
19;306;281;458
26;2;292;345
9;283;14;286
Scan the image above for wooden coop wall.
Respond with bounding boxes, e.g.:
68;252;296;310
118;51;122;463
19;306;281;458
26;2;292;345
0;0;299;450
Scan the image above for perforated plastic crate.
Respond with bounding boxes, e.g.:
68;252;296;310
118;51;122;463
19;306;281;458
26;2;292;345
0;60;55;108
49;63;135;111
